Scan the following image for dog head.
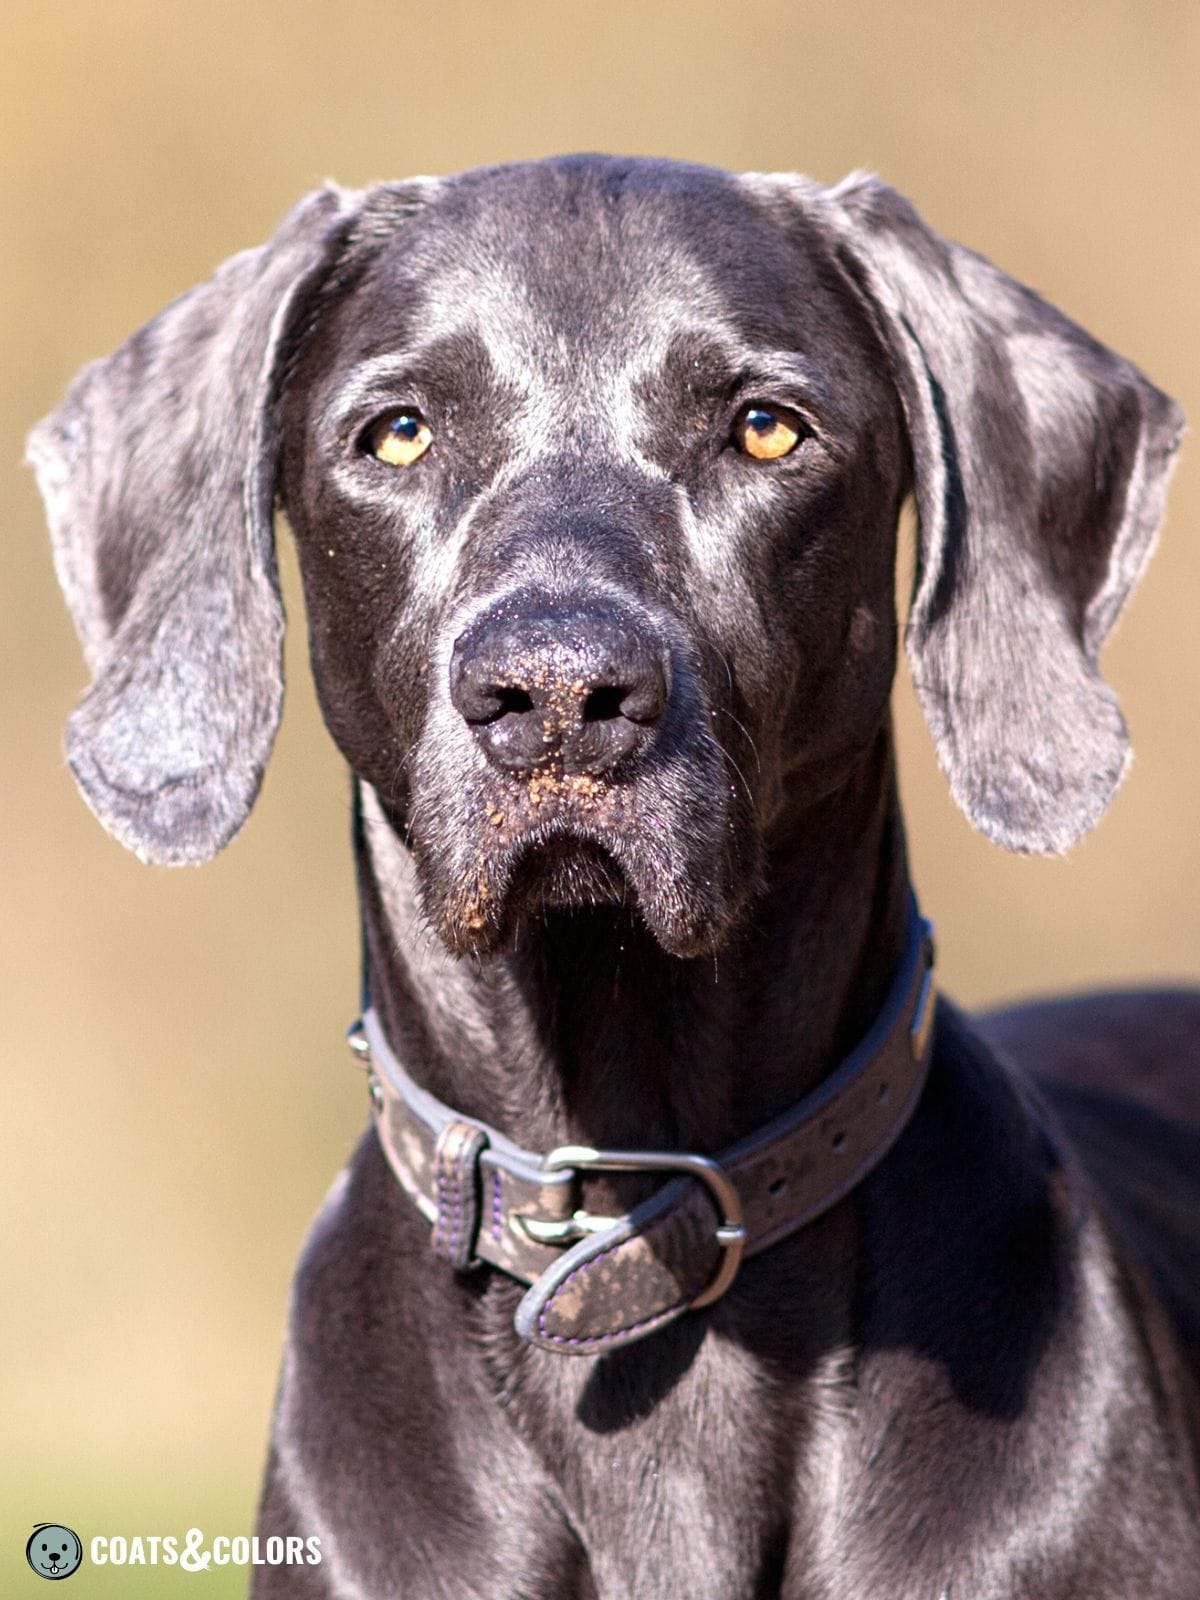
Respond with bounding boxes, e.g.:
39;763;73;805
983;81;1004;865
30;157;1182;958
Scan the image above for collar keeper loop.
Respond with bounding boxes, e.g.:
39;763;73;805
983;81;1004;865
430;1119;490;1270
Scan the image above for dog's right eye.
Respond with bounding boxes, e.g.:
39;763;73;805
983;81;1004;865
363;411;433;467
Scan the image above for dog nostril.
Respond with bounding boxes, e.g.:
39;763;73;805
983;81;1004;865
616;666;668;725
460;684;535;726
492;687;534;720
583;685;627;722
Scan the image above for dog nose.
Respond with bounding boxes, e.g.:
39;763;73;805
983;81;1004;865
450;598;670;776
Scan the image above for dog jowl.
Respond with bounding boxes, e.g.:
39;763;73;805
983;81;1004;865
30;159;1199;1600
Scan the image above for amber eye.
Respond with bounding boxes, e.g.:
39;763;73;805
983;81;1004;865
733;404;806;461
365;410;433;467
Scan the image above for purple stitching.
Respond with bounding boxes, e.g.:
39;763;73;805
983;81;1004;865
432;1147;448;1254
453;1131;465;1257
491;1168;503;1242
450;1139;462;1257
435;1158;448;1254
433;1130;463;1259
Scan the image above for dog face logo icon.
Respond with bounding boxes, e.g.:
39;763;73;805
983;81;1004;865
26;1525;83;1580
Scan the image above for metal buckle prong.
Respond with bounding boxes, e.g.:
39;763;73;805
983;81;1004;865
514;1209;622;1245
532;1143;747;1309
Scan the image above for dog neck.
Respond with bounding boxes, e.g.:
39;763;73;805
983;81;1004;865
354;726;911;1160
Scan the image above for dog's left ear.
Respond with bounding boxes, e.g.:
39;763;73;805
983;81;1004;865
28;185;361;864
807;175;1184;853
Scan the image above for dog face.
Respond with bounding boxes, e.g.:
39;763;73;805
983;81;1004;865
29;157;1182;957
280;160;907;955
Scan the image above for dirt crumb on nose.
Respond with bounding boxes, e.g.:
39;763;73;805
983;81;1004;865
528;769;559;806
568;773;604;804
523;769;607;808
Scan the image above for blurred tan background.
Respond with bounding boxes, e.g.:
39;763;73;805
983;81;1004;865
3;2;1197;1593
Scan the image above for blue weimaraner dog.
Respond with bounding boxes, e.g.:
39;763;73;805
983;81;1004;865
31;156;1199;1597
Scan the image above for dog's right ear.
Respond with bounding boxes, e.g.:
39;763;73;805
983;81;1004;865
27;185;361;864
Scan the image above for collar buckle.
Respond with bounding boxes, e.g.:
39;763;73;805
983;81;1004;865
529;1143;748;1309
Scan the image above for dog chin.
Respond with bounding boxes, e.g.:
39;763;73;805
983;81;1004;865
433;827;730;960
508;835;630;912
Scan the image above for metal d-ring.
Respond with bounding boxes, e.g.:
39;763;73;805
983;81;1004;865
537;1143;747;1309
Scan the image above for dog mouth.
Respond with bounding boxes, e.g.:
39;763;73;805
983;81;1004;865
435;812;651;955
506;833;630;911
415;769;743;961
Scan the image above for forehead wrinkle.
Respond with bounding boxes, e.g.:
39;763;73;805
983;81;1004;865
417;224;747;388
408;258;573;392
459;294;736;478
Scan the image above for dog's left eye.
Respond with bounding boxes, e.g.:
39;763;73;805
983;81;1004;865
364;410;433;467
733;404;807;461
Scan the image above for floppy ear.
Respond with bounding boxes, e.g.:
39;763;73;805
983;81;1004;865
27;185;361;864
818;175;1184;853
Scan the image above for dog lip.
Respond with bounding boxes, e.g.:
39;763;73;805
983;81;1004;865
509;830;628;894
490;822;633;917
433;806;734;961
434;826;626;957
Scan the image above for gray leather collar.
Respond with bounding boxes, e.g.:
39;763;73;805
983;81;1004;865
350;903;936;1354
